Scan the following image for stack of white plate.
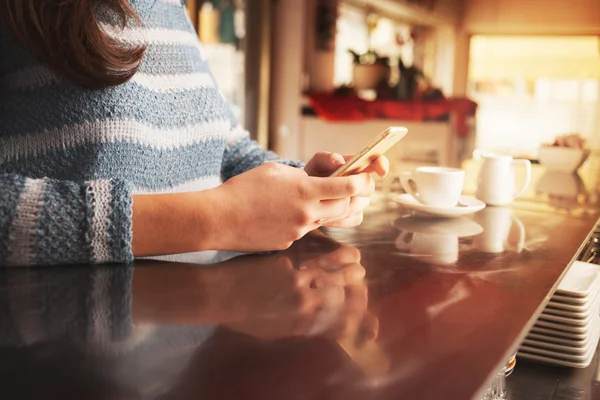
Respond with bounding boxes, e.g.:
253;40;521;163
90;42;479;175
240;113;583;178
518;261;600;368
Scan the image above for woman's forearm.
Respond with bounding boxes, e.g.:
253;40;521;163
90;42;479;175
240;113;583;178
131;189;228;257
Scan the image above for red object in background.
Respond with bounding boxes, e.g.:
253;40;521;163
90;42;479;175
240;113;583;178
306;93;478;137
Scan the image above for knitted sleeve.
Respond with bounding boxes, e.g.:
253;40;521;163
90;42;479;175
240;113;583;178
220;124;305;182
0;175;133;267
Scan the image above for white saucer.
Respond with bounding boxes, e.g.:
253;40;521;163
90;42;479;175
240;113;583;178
392;216;484;237
393;194;486;218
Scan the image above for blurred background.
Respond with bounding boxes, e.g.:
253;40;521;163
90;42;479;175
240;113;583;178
183;0;600;173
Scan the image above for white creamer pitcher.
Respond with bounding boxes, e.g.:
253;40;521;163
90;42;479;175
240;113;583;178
474;151;532;206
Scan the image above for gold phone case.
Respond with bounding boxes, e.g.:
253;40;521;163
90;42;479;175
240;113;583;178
330;127;408;177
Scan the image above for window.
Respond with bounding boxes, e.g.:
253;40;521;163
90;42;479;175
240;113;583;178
334;5;369;86
468;35;600;156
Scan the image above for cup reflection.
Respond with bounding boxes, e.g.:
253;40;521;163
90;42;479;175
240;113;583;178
393;217;483;265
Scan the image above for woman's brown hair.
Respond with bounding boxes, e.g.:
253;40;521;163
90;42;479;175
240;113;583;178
0;0;147;89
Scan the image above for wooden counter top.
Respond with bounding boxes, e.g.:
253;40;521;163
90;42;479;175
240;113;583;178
0;160;598;400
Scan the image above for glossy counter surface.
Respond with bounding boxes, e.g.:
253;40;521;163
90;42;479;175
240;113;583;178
1;158;599;400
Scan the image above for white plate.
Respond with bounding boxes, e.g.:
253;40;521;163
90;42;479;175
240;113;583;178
533;317;596;333
550;292;597;305
543;306;595;319
392;194;486;219
523;322;599;353
517;348;596;368
519;344;594;361
526;331;592;347
547;291;600;310
522;335;595;354
538;305;598;326
543;291;600;318
530;318;599;339
529;316;600;345
555;261;600;298
519;327;600;362
392;216;484;237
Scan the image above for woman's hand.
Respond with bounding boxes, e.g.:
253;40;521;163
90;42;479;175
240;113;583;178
131;155;383;258
214;162;373;252
303;152;389;228
304;151;389;178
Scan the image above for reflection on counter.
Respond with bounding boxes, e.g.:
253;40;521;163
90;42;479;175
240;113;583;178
474;207;525;254
536;171;590;212
0;233;387;399
393;208;527;266
393;216;483;265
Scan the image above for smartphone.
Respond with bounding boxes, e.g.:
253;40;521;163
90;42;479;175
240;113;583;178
330;126;408;177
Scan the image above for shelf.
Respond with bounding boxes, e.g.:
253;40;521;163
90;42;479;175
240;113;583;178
343;0;452;26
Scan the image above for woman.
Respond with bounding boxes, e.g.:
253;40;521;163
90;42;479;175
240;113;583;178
0;0;388;267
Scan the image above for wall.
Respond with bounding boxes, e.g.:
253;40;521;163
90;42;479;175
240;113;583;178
301;0;338;93
428;0;464;24
245;0;273;147
270;0;307;158
463;0;600;34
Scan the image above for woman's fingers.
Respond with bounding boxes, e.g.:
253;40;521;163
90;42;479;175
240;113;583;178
312;263;365;288
317;198;351;221
342;154;390;177
316;195;371;223
309;173;372;200
322;211;365;228
295;261;365;288
356;175;375;197
305;152;389;178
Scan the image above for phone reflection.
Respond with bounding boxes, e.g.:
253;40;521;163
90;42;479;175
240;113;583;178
0;232;385;400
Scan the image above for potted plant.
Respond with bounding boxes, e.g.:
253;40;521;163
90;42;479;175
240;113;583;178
348;49;391;91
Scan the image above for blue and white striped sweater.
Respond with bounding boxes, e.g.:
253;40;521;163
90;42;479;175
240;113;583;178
0;0;301;267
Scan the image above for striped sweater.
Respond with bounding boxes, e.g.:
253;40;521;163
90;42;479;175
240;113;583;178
0;0;301;267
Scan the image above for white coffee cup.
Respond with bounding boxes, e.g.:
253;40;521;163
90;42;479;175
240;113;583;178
400;167;465;207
